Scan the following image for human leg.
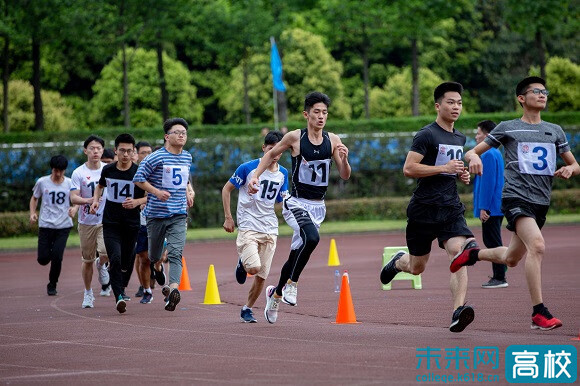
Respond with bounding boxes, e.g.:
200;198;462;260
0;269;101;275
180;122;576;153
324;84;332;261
163;215;187;311
47;227;72;287
103;223;124;301
481;216;507;284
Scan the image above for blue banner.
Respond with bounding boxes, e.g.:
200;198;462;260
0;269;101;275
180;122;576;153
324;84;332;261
270;41;286;92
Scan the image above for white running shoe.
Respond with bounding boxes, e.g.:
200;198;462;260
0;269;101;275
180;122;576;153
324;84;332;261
100;285;111;297
282;281;297;306
95;257;110;286
264;285;281;324
82;292;94;308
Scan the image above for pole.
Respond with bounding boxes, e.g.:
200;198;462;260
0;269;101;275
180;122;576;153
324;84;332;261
270;36;279;130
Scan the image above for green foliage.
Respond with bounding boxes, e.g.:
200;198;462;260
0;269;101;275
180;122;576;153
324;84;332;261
544;57;580;112
90;48;203;128
0;80;75;132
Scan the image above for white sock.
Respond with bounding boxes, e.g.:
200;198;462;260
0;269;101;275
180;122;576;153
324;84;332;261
85;289;92;295
144;288;152;294
242;305;251;311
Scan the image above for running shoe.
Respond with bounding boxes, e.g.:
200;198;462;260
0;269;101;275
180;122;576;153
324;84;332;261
235;257;247;285
264;285;280;324
282;281;297;306
135;285;144;297
531;308;562;331
121;291;131;301
164;288;181;311
116;295;127;314
47;283;57;296
100;285;111;297
95;257;110;286
153;264;166;286
481;277;508;289
240;308;257;323
450;238;480;273
140;292;153;304
82;292;94;308
380;250;405;285
162;285;170;302
449;305;475;333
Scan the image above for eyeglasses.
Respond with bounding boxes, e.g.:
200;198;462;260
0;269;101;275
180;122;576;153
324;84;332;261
167;130;187;136
523;88;549;96
117;148;134;154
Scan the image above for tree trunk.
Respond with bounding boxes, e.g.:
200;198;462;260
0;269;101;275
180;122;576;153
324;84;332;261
242;56;251;124
2;34;9;132
362;48;370;119
122;43;130;128
535;30;546;80
157;39;169;122
31;36;44;131
411;38;419;117
277;91;287;124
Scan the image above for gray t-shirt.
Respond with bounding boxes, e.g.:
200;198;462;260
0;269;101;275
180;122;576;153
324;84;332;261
484;119;570;205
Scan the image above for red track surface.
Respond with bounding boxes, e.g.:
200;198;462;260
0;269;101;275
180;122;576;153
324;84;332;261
1;225;578;385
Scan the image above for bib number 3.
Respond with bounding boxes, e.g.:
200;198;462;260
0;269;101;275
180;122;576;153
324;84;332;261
518;142;556;176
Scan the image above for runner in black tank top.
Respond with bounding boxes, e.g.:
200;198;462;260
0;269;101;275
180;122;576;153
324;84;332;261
246;92;351;324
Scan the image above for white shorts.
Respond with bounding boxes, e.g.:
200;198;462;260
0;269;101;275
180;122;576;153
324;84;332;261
236;230;277;280
282;196;326;250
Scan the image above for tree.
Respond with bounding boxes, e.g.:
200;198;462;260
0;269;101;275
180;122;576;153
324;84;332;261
90;48;203;128
542;57;580;112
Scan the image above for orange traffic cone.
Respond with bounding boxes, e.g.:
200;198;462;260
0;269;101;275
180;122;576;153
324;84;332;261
333;271;360;324
178;256;192;291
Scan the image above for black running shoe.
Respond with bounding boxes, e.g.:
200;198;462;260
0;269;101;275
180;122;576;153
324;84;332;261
235;257;247;284
135;285;144;297
380;250;405;285
47;283;57;296
165;288;181;311
449;305;475;333
154;264;166;286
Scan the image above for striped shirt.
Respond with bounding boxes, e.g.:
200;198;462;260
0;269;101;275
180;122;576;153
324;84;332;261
133;147;192;218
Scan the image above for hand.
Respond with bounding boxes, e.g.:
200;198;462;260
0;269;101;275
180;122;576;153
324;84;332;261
122;198;137;209
336;143;349;161
446;159;465;174
155;189;171;201
29;213;38;225
90;201;99;214
479;209;490;223
68;206;78;218
187;191;195;207
223;217;235;233
247;177;260;194
554;165;573;180
468;155;483;175
458;167;470;185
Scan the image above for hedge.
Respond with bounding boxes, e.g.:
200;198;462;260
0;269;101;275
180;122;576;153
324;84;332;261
3;189;578;238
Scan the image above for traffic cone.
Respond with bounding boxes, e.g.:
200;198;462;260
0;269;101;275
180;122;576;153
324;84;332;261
572;329;580;341
328;238;341;266
178;256;192;291
202;264;223;304
333;272;360;324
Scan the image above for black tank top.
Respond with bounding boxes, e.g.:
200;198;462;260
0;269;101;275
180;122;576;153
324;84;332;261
291;129;333;200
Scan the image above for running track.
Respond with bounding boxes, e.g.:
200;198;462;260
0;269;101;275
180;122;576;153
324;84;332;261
0;225;578;385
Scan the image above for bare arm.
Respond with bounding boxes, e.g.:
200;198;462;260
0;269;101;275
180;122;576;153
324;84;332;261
29;196;39;224
554;151;580;179
221;181;236;233
90;184;105;214
403;151;465;178
330;133;351;180
464;142;492;176
186;182;195;207
70;189;92;205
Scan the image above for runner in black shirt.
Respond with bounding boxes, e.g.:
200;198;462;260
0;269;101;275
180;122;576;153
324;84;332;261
91;134;146;313
380;82;476;333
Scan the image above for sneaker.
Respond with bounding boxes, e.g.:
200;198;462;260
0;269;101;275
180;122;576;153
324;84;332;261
165;288;181;311
82;292;94;308
95;257;110;286
282;281;297;306
531;308;562;331
116;295;127;314
449;305;475;333
153;264;166;286
121;292;131;301
100;285;111;297
481;277;508;289
240;308;257;323
450;238;480;273
135;286;144;297
47;283;57;296
162;285;170;302
235;257;247;285
140;292;153;304
380;250;405;285
264;285;281;324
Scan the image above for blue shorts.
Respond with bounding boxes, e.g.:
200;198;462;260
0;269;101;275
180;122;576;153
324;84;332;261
135;225;148;254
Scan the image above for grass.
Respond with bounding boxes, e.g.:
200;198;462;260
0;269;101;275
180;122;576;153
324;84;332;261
2;214;579;251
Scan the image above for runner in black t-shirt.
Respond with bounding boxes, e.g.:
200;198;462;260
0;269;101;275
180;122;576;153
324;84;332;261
380;82;476;333
91;133;146;314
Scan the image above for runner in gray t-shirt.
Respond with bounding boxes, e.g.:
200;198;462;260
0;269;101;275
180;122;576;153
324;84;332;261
452;77;580;331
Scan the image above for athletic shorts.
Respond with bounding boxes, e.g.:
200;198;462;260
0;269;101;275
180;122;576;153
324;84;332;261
282;196;326;250
78;223;106;262
135;225;148;254
236;230;277;280
406;213;473;256
502;197;549;233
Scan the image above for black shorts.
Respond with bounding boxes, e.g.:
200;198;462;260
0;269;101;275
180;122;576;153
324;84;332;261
406;215;473;256
501;197;549;233
135;225;148;254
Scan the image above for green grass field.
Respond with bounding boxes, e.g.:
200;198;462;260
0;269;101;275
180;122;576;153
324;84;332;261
2;214;579;251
